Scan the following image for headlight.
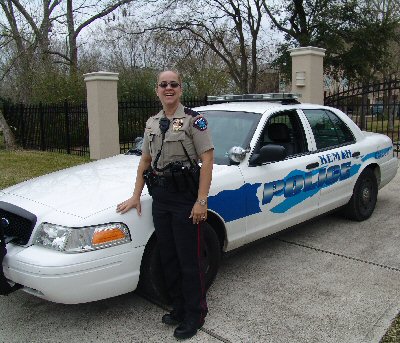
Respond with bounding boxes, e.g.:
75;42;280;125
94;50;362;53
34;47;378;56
33;222;131;253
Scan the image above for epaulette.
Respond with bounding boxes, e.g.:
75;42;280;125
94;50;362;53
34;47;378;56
184;107;200;117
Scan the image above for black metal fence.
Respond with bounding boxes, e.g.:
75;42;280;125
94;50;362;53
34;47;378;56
2;96;208;155
324;78;400;157
3;101;89;155
118;96;208;153
4;86;399;157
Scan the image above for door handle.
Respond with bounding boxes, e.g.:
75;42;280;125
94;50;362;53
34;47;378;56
306;162;319;170
352;151;360;157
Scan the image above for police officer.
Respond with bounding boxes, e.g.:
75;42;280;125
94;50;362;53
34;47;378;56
117;70;214;340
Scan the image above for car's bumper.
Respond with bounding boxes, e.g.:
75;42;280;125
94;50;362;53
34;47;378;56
3;243;144;304
379;156;398;189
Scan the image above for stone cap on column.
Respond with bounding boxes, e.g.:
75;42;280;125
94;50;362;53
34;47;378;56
84;71;119;82
289;46;326;57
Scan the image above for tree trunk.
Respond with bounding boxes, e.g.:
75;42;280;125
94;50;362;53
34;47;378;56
66;0;78;75
0;109;18;150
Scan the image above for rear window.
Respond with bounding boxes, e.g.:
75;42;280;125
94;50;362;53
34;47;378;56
303;109;355;150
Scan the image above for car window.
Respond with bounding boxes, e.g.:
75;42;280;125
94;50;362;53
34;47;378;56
303;109;355;150
126;111;262;165
256;110;308;159
200;110;262;165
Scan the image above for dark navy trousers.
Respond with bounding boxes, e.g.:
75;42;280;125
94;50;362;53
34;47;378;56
151;185;207;324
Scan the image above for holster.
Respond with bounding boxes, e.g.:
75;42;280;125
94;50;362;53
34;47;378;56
185;164;201;195
143;167;156;196
168;164;199;197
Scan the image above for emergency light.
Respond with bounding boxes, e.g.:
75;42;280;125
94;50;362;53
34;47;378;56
207;93;300;104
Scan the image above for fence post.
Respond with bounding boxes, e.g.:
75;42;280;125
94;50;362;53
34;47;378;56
64;100;71;154
83;71;120;160
39;103;45;151
19;103;26;148
289;46;326;104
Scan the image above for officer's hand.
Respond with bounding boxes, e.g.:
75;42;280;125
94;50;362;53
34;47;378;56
116;196;142;216
190;203;207;224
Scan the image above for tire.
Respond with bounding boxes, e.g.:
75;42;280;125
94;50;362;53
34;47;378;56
137;237;170;304
202;222;221;290
137;222;221;304
343;168;378;221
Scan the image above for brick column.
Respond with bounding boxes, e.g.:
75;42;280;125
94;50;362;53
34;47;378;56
289;47;326;105
84;71;120;160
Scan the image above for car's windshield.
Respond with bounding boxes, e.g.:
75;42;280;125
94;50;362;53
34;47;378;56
200;110;262;165
126;110;262;165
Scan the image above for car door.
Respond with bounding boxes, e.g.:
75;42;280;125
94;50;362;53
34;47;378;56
301;108;360;214
239;109;320;243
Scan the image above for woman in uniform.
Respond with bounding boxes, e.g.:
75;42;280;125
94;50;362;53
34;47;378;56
117;70;214;340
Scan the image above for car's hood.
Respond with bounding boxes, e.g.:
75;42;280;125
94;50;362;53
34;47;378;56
0;154;227;218
1;154;140;218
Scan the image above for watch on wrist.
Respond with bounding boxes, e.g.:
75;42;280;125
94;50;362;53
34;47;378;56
196;198;207;206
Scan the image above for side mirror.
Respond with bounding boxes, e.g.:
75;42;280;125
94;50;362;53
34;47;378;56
126;137;143;155
228;146;247;165
134;137;144;150
249;144;286;166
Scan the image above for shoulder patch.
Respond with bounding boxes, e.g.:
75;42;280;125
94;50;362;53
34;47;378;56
184;107;201;117
193;116;208;131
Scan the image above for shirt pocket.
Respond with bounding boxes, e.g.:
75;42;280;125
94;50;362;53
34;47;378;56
146;131;154;141
146;131;159;155
164;130;185;142
164;131;186;160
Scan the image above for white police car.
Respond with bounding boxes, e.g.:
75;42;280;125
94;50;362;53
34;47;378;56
0;94;398;303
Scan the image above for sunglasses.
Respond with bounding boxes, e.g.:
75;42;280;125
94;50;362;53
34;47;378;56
158;81;181;88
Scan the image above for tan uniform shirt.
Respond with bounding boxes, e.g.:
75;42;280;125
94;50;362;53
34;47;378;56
142;104;214;170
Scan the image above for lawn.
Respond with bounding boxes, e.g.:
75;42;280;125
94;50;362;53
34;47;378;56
0;147;399;342
381;318;400;343
0;148;90;189
361;117;400;144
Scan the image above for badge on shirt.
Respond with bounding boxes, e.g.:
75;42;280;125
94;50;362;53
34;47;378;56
172;118;184;131
193;116;208;131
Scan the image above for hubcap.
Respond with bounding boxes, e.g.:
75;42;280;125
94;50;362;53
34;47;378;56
361;184;371;206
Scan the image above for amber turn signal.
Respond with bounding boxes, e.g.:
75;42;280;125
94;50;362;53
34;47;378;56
92;228;126;245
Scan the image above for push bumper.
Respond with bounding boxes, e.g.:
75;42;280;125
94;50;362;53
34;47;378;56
0;220;21;295
2;243;145;304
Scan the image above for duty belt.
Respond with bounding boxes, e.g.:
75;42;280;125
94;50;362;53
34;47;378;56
153;173;187;190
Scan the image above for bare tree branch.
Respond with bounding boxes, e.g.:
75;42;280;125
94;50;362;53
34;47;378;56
73;0;135;40
135;0;267;93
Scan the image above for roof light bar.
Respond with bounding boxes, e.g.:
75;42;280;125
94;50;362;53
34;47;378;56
207;93;299;103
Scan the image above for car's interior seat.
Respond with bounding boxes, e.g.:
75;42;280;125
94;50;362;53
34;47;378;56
266;123;296;156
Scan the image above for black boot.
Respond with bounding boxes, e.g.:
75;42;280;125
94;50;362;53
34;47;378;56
162;310;184;326
173;318;204;340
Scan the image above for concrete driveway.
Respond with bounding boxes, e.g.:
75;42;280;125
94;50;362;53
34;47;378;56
1;170;399;343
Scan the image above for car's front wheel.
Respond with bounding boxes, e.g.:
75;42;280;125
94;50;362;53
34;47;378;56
342;168;378;221
137;222;221;304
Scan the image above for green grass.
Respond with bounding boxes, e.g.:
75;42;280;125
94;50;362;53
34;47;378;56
0;148;399;342
381;317;400;343
0;149;90;189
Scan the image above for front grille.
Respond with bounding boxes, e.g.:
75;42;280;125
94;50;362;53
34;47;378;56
0;202;37;245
